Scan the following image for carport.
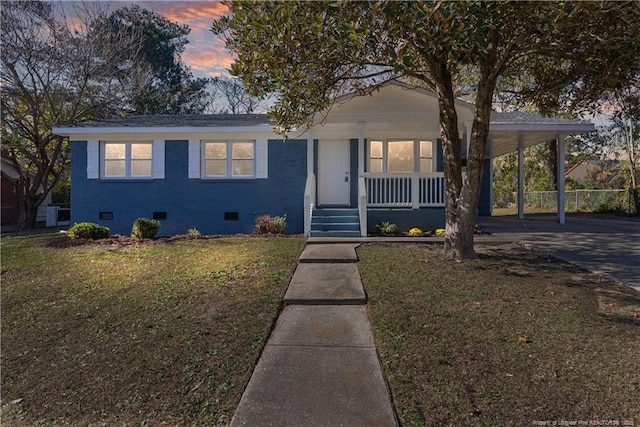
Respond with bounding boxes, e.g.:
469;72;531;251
488;111;595;223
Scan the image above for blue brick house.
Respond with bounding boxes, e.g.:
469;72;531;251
53;81;593;236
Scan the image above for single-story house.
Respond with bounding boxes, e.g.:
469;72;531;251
565;159;625;186
52;81;594;236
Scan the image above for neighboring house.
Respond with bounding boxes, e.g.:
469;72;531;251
565;159;623;186
52;81;594;236
1;157;51;225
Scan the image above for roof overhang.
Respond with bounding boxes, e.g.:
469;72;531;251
51;125;281;141
489;122;595;157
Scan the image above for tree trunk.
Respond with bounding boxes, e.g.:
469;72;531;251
627;120;639;216
632;188;640;216
13;174;49;230
16;194;39;229
432;69;469;259
435;66;497;259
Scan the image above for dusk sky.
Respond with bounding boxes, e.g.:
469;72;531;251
105;1;232;78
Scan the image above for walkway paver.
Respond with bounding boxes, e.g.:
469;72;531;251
298;243;360;263
284;263;366;305
269;305;374;347
230;243;397;427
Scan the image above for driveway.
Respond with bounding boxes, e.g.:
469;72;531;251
478;214;640;292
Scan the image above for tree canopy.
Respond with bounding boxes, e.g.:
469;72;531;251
0;1;210;229
213;0;640;258
1;1;146;228
102;5;209;114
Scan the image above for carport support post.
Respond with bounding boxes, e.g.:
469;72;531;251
557;135;566;224
517;133;525;220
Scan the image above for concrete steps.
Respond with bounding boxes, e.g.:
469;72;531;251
310;208;361;237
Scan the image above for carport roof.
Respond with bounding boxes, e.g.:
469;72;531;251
489;111;594;157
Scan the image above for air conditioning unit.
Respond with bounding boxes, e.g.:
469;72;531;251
46;205;71;227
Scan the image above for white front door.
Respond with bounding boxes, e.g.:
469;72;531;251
318;140;350;206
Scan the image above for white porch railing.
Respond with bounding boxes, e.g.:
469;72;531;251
303;174;316;236
364;173;445;208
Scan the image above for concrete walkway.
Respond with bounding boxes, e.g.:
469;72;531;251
230;244;397;426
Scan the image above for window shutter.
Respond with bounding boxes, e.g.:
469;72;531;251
152;140;165;179
256;138;268;179
87;139;99;179
436;139;443;173
188;139;200;178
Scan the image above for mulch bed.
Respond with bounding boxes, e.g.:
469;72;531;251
44;233;294;249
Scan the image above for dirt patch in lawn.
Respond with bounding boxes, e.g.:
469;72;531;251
358;243;640;426
1;233;305;426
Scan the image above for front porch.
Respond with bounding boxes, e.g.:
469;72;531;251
305;172;447;237
299;81;595;237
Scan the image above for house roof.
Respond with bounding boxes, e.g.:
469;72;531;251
64;114;272;128
53;82;595;158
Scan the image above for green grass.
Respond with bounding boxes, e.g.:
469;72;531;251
358;243;640;426
1;232;305;426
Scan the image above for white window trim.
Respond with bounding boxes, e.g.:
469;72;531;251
367;139;436;173
98;140;162;180
87;139;99;179
200;140;256;179
419;140;434;173
188;138;268;180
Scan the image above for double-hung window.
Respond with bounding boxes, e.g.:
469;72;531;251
202;141;255;178
102;141;153;178
368;140;434;173
419;140;433;172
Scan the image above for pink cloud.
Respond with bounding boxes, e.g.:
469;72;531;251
127;1;233;77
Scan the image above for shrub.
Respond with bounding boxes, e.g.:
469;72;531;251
408;227;423;236
435;228;446;237
67;222;110;240
375;221;399;236
131;218;160;239
255;215;287;234
187;228;201;237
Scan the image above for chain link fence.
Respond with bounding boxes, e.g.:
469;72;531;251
503;189;634;214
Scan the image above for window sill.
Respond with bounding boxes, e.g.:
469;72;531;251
99;178;156;183
198;178;257;183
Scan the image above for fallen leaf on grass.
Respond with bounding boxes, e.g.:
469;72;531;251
518;335;532;344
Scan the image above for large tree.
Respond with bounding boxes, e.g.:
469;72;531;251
205;76;265;114
103;5;209;114
1;1;147;228
213;1;640;259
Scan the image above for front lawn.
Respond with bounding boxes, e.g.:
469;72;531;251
358;243;640;426
1;232;304;426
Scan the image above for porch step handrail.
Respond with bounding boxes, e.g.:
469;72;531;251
364;172;445;208
358;176;367;237
303;174;316;236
